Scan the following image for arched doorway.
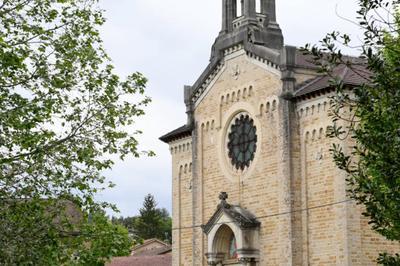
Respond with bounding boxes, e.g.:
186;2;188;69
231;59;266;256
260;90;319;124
203;193;260;266
213;224;239;263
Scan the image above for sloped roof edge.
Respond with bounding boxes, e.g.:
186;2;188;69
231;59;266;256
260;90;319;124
132;239;169;252
190;42;283;105
202;202;260;235
293;63;370;99
159;125;192;144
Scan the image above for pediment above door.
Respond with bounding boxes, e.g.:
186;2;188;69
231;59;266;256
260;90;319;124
202;192;260;265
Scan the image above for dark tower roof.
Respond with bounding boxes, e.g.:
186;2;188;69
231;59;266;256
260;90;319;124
213;0;283;61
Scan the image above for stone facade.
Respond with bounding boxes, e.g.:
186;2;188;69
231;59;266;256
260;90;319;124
160;0;400;265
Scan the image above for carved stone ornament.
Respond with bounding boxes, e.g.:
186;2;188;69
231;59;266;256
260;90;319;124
231;64;241;80
239;257;256;262
239;257;257;265
203;193;260;265
247;27;255;44
218;192;230;208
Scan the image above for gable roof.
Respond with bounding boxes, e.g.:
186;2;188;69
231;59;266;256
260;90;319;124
131;239;171;256
202;199;260;235
187;44;339;107
190;42;369;104
133;246;172;257
190;43;283;106
159;46;369;144
139;238;169;247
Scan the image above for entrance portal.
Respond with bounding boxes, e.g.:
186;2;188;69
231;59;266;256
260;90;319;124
202;193;260;266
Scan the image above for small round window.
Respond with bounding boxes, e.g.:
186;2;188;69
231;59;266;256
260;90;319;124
227;114;257;170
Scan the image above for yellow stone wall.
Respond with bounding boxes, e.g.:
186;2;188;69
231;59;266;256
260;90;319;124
193;52;289;265
168;50;400;265
297;95;400;265
170;137;193;266
297;96;348;265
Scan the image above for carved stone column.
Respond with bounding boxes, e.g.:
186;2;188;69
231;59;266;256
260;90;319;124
221;0;237;33
239;257;257;266
206;252;224;265
243;0;256;19
261;0;276;21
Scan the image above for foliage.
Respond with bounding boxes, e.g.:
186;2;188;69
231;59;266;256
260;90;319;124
72;211;132;265
0;200;61;265
112;216;139;233
0;201;132;265
303;0;400;264
112;194;172;243
157;207;173;243
136;194;172;242
0;0;150;263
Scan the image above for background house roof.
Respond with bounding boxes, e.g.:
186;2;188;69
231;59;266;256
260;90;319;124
107;254;171;266
131;238;172;257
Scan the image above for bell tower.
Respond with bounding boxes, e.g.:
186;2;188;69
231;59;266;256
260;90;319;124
221;0;236;33
212;0;283;60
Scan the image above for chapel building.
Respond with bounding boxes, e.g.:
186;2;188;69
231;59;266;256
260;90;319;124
160;1;400;265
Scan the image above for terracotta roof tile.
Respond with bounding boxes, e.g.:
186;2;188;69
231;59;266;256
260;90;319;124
294;63;371;98
133;246;172;256
107;254;172;266
295;51;320;69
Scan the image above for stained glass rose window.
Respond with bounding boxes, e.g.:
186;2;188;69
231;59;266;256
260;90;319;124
227;114;257;170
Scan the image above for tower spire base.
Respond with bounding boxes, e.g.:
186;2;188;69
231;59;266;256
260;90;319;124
212;0;283;61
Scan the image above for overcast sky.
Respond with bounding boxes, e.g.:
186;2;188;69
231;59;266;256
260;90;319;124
96;0;362;217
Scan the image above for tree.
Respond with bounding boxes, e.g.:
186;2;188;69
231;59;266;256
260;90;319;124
0;200;133;265
0;0;150;264
136;194;165;241
114;194;172;243
156;207;173;243
72;211;132;265
303;0;400;264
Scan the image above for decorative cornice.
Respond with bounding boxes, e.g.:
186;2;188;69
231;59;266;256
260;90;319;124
191;62;225;105
246;50;280;70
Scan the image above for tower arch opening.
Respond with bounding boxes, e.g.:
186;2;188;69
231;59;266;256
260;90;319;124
236;0;243;17
256;0;261;13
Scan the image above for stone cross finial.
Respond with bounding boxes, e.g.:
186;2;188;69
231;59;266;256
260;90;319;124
219;192;228;201
218;192;230;209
